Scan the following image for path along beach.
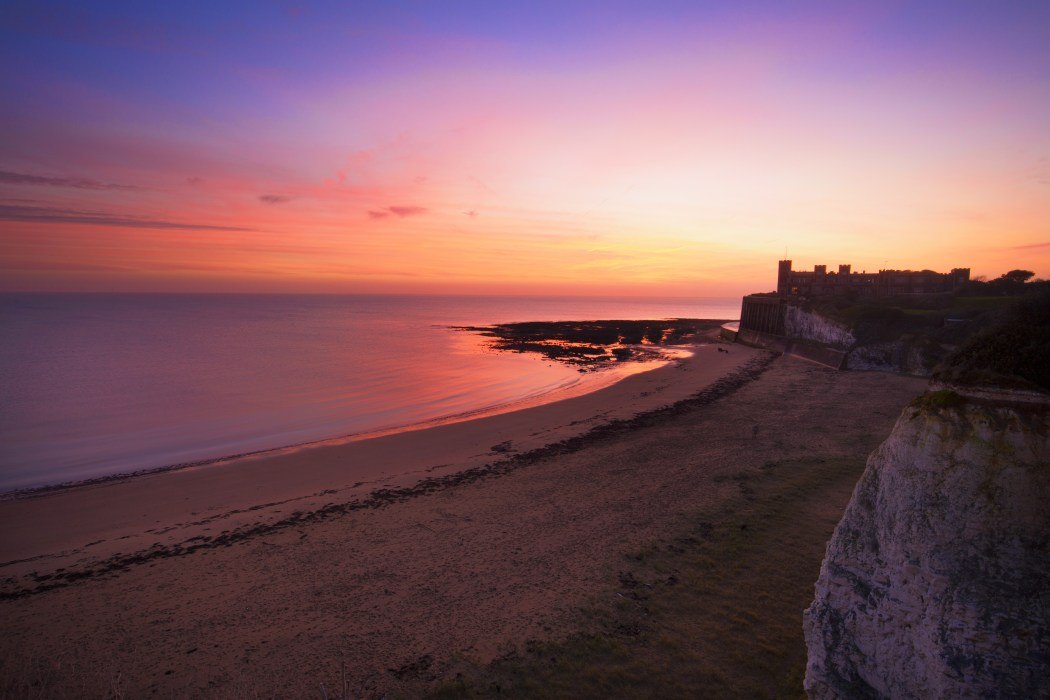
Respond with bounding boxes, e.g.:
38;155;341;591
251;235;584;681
0;338;926;697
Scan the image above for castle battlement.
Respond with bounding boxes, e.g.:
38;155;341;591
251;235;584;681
777;260;969;298
735;259;974;368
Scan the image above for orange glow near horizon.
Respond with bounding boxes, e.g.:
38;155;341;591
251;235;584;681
1;4;1048;296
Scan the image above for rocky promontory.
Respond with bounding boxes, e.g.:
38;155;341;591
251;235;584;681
804;291;1050;698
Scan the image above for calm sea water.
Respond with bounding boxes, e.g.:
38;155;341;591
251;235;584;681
0;294;740;491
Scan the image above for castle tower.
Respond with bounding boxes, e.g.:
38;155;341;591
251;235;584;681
777;260;792;295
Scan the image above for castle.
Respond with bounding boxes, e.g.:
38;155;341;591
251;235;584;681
736;260;972;344
777;260;970;298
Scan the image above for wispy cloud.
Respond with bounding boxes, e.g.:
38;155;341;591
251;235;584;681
387;205;427;218
368;205;428;220
0;170;143;191
259;194;292;204
0;204;255;232
1012;241;1050;250
0;260;131;273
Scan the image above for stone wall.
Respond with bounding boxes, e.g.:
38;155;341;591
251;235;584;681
736;329;847;369
739;295;785;335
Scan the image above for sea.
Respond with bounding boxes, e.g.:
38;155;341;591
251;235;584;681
0;294;740;492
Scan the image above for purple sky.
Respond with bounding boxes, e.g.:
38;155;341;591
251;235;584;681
1;1;1048;294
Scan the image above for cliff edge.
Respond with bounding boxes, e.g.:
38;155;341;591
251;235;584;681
803;291;1050;698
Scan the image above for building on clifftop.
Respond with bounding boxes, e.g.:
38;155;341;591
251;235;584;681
734;260;972;367
776;260;970;298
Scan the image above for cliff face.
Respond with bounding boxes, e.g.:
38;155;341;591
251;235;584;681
780;305;946;375
784;305;855;349
803;392;1050;698
845;337;943;376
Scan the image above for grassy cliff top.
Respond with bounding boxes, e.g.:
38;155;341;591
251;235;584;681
801;294;1018;344
932;289;1050;393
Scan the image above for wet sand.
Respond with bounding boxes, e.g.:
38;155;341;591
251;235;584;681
0;342;926;696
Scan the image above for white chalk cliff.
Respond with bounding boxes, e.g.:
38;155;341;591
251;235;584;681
803;390;1050;698
784;305;856;349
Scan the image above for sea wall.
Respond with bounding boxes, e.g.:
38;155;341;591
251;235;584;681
738;305;851;369
719;322;739;342
736;329;847;369
803;391;1050;698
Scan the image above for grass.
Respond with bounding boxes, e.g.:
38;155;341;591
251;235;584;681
947;296;1017;313
423;454;870;699
793;290;1041;375
911;389;965;411
807;292;1017;328
933;289;1050;392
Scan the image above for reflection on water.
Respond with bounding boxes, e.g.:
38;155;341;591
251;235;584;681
0;294;739;490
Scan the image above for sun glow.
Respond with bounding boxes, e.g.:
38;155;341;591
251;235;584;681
1;3;1047;294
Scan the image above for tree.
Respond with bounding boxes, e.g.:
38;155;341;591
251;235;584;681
1000;269;1035;284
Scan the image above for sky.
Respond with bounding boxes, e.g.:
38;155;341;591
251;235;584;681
0;1;1047;296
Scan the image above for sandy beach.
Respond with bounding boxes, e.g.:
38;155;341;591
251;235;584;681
0;340;926;697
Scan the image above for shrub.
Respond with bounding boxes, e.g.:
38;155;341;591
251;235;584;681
933;289;1050;392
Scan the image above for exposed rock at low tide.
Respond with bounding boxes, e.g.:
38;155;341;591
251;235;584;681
803;391;1050;698
453;319;723;366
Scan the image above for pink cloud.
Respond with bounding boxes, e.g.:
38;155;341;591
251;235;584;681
368;205;428;220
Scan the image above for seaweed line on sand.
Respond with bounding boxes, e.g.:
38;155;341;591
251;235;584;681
2;351;777;600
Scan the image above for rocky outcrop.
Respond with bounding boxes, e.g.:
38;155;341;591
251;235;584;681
784;305;855;349
846;336;947;376
803;390;1050;698
781;306;949;375
844;341;900;372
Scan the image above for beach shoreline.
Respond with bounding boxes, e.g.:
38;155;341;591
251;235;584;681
1;318;726;498
0;335;756;585
0;362;600;499
0;341;928;697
